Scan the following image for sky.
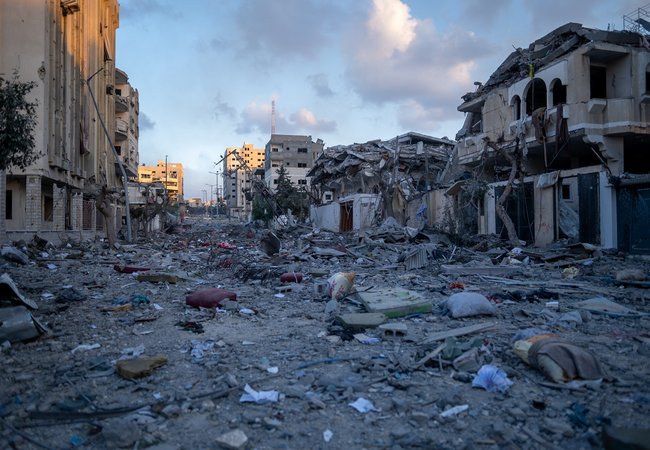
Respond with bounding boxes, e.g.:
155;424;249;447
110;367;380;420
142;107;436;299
115;0;641;200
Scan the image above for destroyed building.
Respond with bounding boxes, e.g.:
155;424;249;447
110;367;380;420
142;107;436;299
0;1;137;241
450;22;650;253
308;132;455;232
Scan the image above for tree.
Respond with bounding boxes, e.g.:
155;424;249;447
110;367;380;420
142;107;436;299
0;74;39;170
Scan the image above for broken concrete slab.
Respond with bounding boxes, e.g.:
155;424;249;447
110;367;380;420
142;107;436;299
116;355;168;379
335;313;387;330
1;247;29;265
0;306;48;343
0;273;38;309
379;322;408;337
356;287;431;318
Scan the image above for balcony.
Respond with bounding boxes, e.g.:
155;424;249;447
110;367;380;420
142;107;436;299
115;118;128;141
115;95;128;113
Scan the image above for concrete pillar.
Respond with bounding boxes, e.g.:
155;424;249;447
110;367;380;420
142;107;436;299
71;192;83;231
25;175;41;231
52;184;66;231
0;171;6;243
90;199;97;231
599;171;617;250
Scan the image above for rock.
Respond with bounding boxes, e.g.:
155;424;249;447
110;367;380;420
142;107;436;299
102;419;141;448
116;355;168;379
215;429;248;449
541;418;575;437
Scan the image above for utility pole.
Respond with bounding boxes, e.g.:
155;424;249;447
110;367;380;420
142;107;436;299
209;170;220;216
86;67;132;243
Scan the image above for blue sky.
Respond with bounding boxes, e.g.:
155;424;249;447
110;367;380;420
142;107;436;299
115;0;639;200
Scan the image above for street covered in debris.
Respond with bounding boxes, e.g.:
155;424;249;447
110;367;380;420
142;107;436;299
1;217;649;450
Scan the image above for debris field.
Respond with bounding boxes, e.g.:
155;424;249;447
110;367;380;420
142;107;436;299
1;216;649;450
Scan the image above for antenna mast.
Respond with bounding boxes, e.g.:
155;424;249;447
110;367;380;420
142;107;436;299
271;99;276;135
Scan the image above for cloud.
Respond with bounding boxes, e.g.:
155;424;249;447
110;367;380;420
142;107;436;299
290;108;337;132
139;112;155;131
235;101;277;134
307;73;335;97
232;0;342;61
213;95;237;120
344;0;495;124
397;99;446;132
235;101;336;135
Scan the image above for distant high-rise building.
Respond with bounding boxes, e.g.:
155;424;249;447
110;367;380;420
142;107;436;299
264;135;323;190
138;161;184;203
222;143;265;219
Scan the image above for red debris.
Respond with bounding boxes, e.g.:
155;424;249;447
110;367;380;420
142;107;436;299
186;288;237;308
280;272;303;283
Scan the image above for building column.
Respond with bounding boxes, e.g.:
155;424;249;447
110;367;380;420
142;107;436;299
0;171;6;243
25;175;41;231
52;184;66;231
71;192;83;231
90;199;97;231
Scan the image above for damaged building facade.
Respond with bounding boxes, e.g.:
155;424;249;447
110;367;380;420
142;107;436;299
452;22;650;253
308;132;455;232
0;0;134;241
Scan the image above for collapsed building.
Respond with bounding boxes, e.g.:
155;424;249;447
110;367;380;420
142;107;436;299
448;22;650;253
308;132;455;232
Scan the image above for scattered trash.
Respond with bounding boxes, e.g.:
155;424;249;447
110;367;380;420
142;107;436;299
175;320;204;334
513;334;610;384
439;404;469;418
71;343;101;353
562;267;580;279
353;333;380;344
348;397;378;413
327;272;355;300
443;292;496;318
472;364;513;393
239;384;280;404
239;308;256;315
190;339;215;360
323;429;333;443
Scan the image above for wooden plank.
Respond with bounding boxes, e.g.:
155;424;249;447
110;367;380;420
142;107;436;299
441;265;522;276
418;322;497;346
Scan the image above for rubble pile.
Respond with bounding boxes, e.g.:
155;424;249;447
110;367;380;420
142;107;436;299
0;218;649;449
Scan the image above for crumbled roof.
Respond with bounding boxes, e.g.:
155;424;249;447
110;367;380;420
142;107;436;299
461;22;649;104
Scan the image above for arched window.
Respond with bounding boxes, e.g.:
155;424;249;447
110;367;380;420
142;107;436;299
511;95;521;120
550;79;567;105
524;78;547;115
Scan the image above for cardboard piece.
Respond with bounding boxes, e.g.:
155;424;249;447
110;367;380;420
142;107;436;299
356;287;431;318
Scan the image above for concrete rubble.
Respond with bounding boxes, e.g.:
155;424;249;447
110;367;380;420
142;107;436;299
0;217;649;449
